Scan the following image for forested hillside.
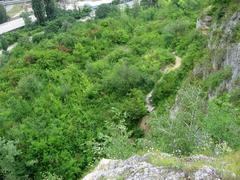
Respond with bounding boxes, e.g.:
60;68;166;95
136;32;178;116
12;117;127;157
0;0;239;179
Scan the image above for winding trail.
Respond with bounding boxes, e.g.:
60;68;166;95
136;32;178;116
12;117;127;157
140;55;182;132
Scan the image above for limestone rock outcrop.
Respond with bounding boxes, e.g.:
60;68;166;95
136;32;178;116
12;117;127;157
196;15;213;33
83;153;233;180
208;12;240;98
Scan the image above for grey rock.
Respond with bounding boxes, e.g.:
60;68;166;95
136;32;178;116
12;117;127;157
206;11;240;98
83;154;225;180
194;166;220;180
185;155;215;162
196;16;213;31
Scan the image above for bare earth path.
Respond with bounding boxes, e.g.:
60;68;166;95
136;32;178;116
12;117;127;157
140;55;182;132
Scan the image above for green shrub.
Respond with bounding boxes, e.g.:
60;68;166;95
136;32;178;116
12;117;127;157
0;138;23;179
32;33;45;43
204;67;232;91
56;34;76;52
0;32;21;50
102;63;146;95
232;24;240;43
17;74;43;100
119;89;147;125
149;86;207;155
102;118;136;159
145;49;175;67
0;37;8;51
203;101;240;149
106;29;129;44
95;4;120;19
152;71;179;104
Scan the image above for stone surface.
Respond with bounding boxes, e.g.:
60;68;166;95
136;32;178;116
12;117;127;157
208;12;240;98
194;166;220;180
83;154;225;180
185;155;215;162
196;15;213;31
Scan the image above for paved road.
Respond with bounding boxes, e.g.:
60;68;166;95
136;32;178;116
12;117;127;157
0;15;36;35
0;0;31;6
0;0;134;35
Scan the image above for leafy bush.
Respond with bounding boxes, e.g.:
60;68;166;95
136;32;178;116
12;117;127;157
232;24;240;43
0;138;23;179
17;74;43;100
32;33;45;44
56;34;76;52
152;71;179;104
149;86;240;155
95;4;120;19
204;67;232;91
119;89;147;125
103;29;130;44
149;86;207;155
203;101;240;149
101;117;136;159
0;37;8;51
20;12;33;29
144;49;175;67
102;63;146;95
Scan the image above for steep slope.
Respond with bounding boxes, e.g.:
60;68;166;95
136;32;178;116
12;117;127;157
0;1;240;179
207;11;240;98
84;2;240;180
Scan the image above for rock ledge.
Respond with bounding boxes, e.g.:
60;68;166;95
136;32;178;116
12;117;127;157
83;153;233;180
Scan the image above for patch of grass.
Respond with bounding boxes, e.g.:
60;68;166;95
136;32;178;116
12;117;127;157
220;151;240;176
147;151;240;178
148;153;182;168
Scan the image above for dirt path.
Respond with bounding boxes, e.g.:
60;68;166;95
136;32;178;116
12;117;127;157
140;55;182;132
164;56;182;73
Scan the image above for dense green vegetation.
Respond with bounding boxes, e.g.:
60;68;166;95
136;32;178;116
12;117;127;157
0;0;240;179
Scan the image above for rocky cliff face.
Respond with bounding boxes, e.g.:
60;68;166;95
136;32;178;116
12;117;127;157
171;11;240;117
83;153;235;180
208;12;240;98
196;15;213;35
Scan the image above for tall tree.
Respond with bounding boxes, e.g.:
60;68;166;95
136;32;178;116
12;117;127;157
0;4;8;24
0;37;8;51
141;0;158;7
32;0;45;24
44;0;56;20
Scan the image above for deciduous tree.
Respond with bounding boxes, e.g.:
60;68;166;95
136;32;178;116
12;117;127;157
0;4;7;24
44;0;57;20
32;0;46;24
